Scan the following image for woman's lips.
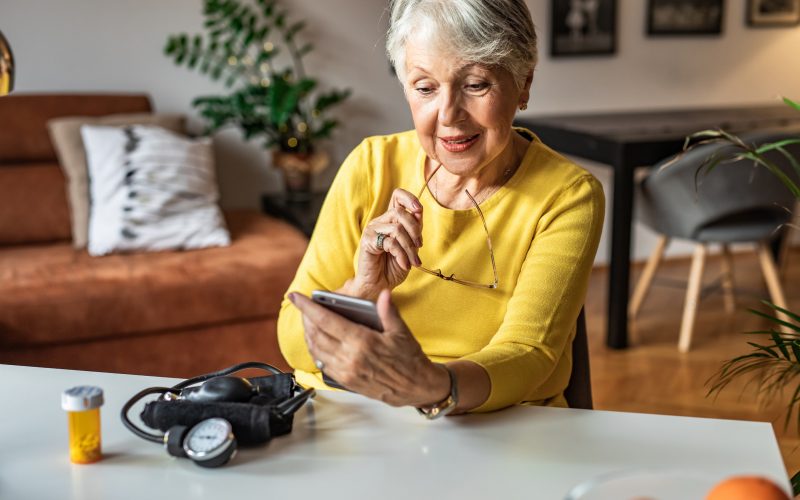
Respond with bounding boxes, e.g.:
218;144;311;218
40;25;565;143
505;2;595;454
439;133;480;153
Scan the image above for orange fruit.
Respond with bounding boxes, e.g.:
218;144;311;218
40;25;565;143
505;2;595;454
705;475;790;500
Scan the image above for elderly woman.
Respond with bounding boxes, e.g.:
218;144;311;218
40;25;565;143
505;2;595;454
277;0;604;416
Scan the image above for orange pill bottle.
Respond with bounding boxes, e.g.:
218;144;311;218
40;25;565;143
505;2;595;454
62;386;104;464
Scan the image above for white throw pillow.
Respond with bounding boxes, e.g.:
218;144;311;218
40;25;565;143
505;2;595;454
81;124;231;256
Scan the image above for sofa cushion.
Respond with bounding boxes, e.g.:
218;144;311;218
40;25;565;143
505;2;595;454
82;124;230;256
0;163;72;244
0;93;153;245
0;94;152;164
0;210;308;348
47;113;186;248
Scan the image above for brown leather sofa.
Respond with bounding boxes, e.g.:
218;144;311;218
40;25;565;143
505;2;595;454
0;94;307;377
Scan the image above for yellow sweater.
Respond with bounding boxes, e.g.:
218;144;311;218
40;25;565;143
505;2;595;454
277;129;605;412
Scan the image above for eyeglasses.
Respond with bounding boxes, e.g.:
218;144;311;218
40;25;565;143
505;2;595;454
413;164;499;289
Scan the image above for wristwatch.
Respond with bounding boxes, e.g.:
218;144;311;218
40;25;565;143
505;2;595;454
416;364;458;420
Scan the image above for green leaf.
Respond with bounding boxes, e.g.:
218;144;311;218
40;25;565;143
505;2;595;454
284;21;306;42
268;76;291;124
771;331;791;359
791;341;800;363
261;0;275;17
746;341;781;359
748;307;800;332
754;138;800;154
297;78;317;94
776;146;800;189
784;97;800;113
313;119;340;139
784;380;800;430
164;36;178;55
222;0;238;17
740;151;800;198
297;43;314;57
793;469;800;496
313;89;351;112
686;129;726;144
765;301;800;324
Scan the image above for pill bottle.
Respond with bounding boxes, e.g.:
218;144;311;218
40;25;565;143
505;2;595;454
62;386;104;464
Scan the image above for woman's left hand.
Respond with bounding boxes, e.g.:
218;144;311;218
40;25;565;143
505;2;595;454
289;289;451;407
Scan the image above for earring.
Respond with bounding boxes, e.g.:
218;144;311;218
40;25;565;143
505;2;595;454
519;103;528;111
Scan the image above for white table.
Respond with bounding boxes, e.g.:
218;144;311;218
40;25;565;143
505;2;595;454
0;364;790;499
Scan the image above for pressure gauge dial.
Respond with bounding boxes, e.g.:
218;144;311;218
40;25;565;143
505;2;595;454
182;418;237;468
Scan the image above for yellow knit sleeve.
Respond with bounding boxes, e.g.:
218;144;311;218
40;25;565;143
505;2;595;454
462;174;605;412
276;140;374;372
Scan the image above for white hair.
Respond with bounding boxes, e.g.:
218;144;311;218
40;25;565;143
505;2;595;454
386;0;538;89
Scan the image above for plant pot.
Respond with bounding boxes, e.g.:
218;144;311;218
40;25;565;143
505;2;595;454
283;169;312;201
272;150;330;202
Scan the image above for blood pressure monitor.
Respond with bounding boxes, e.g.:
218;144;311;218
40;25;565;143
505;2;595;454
122;362;314;469
164;417;237;468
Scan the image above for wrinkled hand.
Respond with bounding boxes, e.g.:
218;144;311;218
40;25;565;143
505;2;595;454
352;189;423;299
289;289;450;407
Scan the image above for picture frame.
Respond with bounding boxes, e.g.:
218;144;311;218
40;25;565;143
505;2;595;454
747;0;800;27
647;0;725;36
550;0;617;57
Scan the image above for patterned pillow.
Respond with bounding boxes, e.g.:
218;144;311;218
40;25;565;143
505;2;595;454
47;113;186;249
80;124;230;256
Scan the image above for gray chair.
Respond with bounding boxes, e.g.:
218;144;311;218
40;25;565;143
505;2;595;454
564;307;593;409
629;131;800;351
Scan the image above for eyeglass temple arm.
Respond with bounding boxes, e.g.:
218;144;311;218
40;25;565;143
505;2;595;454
463;190;499;287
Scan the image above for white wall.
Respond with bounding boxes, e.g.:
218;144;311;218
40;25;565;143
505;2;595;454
3;0;800;264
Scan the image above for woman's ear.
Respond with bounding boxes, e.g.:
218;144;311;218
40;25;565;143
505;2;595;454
519;69;534;108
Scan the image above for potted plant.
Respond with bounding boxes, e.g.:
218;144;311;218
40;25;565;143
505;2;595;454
164;0;350;199
683;97;800;494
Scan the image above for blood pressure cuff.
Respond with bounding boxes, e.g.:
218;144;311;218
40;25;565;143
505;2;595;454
140;373;297;445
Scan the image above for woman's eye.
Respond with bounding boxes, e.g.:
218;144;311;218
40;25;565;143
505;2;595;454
415;87;434;96
466;82;490;93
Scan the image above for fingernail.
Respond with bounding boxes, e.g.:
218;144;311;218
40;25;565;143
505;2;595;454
415;238;422;248
288;292;297;304
414;255;421;266
413;200;422;210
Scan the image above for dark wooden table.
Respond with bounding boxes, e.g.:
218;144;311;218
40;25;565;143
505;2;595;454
261;192;326;237
517;104;800;349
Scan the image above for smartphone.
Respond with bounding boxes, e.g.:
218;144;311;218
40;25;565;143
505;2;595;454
311;290;383;390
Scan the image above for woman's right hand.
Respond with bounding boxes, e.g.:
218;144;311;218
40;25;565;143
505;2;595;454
348;188;423;299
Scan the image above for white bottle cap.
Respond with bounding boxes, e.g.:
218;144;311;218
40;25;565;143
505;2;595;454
62;386;104;412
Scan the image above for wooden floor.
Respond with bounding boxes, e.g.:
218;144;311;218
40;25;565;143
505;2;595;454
587;247;800;477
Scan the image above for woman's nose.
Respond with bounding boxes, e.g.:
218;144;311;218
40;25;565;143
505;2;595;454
437;89;464;125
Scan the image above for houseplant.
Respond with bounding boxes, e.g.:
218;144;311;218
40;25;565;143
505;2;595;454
684;97;800;493
164;0;350;198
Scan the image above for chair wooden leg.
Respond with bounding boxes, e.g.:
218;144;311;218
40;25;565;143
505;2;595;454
720;245;736;314
629;235;669;320
679;244;707;353
757;242;791;327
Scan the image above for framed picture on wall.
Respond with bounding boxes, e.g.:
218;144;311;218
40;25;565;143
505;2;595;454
647;0;725;35
550;0;617;57
747;0;800;27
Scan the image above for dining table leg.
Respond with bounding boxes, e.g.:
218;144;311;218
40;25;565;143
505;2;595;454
606;155;637;349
